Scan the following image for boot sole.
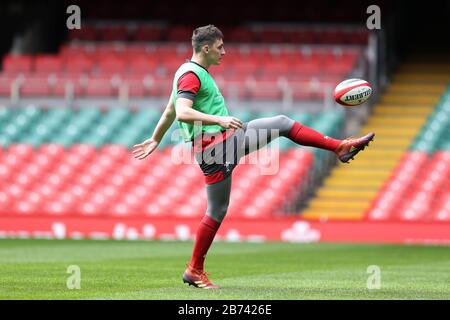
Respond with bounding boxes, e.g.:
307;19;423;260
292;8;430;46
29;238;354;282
182;274;220;289
339;133;375;163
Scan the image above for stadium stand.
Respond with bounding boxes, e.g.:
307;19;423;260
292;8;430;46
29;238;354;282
366;88;450;222
0;0;449;244
1;19;367;221
0;142;313;219
0;43;361;101
303;60;450;221
1;1;446;227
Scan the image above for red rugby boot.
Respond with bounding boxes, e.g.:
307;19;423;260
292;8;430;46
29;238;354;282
183;265;220;289
335;132;375;163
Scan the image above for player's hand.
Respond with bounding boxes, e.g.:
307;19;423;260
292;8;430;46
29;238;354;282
132;138;159;160
217;116;243;130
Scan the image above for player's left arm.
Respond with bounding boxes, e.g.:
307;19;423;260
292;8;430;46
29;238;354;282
132;94;176;160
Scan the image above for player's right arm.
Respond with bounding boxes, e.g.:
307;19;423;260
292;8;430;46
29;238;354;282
176;98;243;130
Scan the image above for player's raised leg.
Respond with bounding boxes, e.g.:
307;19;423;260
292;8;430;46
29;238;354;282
244;115;374;163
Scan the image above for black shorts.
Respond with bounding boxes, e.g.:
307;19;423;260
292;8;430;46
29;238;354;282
194;124;248;184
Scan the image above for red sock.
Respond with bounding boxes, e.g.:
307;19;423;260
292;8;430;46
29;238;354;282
189;215;221;271
288;122;341;152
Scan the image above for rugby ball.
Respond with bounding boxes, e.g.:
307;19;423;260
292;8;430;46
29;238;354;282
334;79;372;106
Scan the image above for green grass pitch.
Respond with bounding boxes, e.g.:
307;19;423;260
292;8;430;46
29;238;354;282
1;239;449;299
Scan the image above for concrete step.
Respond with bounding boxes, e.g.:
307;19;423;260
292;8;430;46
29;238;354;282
380;94;441;105
302;209;365;220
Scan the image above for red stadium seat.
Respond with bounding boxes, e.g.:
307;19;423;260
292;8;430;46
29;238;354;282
92;43;126;58
53;163;76;180
8;144;34;158
68;25;97;41
247;82;283;100
349;30;368;45
260;61;290;76
2;55;33;73
285;30;316;43
63;56;94;74
44;201;73;216
34;55;62;73
120;76;147;97
20;76;51;96
128;57;158;74
227;27;256;42
97;57;127;75
39;144;65;158
25;191;45;207
317;30;346;44
67;184;89;201
432;194;450;222
77;202;105;217
0;74;15;95
107;202;139;217
144;203;168;217
134;26;163;41
12;172;35;189
98;25;129;41
84;77;115;97
69;144;97;160
57;153;83;171
291;60;322;76
166;25;192;42
100;144;129;158
14;200;40;215
52;74;84;96
258;29;286;43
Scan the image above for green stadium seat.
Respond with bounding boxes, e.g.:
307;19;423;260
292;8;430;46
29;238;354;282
102;108;130;127
162;125;185;148
50;135;74;147
46;108;73;124
22;106;40;119
232;110;253;123
412;99;449;153
278;138;296;150
257;111;280;119
289;112;311;126
23;135;45;147
0;105;349;152
133;108;161;126
440;139;450;150
0;135;12;147
0;108;11;124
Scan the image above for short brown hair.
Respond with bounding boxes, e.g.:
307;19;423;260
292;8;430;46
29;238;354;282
191;25;223;53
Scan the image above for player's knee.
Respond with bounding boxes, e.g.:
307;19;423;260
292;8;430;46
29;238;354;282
217;204;229;221
275;115;294;134
206;204;229;222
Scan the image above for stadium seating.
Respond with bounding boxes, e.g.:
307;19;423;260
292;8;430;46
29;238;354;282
3;17;447;224
0;104;342;218
0;106;344;149
301;63;450;221
0;143;314;219
412;95;450;153
0;44;360;100
366;90;450;222
1;19;366;102
367;151;450;222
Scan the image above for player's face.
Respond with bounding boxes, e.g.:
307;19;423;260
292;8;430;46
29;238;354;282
206;38;225;65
